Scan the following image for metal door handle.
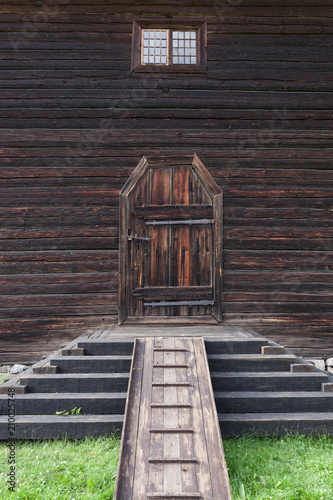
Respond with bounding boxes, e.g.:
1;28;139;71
128;233;152;242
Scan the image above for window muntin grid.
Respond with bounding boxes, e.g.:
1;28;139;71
172;31;197;65
142;30;168;65
141;29;197;66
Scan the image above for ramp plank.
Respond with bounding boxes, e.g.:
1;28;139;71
114;337;232;500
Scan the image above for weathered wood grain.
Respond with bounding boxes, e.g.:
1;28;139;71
0;0;332;360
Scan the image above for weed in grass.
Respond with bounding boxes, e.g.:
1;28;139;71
55;407;82;416
223;434;333;500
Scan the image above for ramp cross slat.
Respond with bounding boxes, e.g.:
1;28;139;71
114;337;232;500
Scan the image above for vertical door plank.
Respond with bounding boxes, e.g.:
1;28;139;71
149;168;172;316
130;169;150;316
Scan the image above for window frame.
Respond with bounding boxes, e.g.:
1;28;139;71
131;19;207;73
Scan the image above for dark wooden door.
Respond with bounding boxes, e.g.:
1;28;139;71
119;155;222;324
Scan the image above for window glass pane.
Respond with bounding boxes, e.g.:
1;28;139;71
142;29;168;64
171;31;197;64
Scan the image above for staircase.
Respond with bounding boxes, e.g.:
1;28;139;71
1;327;333;439
0;338;134;439
205;338;333;436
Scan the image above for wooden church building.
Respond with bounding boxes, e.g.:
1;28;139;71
1;0;333;364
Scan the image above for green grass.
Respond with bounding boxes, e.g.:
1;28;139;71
223;434;333;500
0;366;8;385
0;435;121;499
1;434;332;499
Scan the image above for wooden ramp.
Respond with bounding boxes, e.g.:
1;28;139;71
114;337;232;500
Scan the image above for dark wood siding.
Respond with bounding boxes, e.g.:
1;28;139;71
0;0;332;362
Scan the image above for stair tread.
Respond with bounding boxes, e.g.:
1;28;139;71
211;372;327;378
215;391;333;397
208;354;296;360
52;355;132;360
21;373;130;379
0;414;124;423
0;392;127;399
219;412;333;421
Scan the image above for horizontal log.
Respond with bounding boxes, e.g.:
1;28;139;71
224;292;333;302
0;76;332;93
1;4;333;16
224;239;333;251
0;305;118;318
0;282;117;295
222;301;333;313
1;118;332;130
0;237;118;251
0;95;333;110
0;273;116;285
1;128;333;145
224;271;333;283
224;250;333;270
0;250;116;262
0;261;115;274
225;207;332;219
224;313;333;324
223;283;333;293
0;293;117;307
0;227;118;239
0;89;332;105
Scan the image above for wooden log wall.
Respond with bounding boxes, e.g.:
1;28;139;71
0;0;332;362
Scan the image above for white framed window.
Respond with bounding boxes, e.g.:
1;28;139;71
132;20;207;72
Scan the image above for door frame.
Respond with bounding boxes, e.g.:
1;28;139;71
118;154;223;324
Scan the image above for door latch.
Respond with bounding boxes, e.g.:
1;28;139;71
128;233;152;242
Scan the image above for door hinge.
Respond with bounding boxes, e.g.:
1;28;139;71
144;300;214;308
146;219;214;226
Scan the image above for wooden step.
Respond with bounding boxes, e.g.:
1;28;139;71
0;415;123;440
50;355;132;373
19;373;130;393
62;348;85;356
0;393;127;415
207;354;297;372
147;494;202;499
0;384;27;394
211;372;328;392
114;337;232;500
205;339;269;355
261;346;285;355
214;391;333;413
77;340;134;355
219;412;333;437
